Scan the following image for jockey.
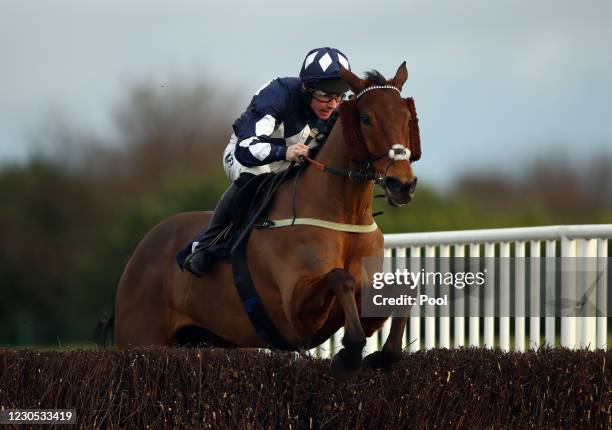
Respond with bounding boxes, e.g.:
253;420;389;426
183;47;351;277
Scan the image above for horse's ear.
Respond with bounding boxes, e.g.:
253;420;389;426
339;65;366;94
390;62;408;91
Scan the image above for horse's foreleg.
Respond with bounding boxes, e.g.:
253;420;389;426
324;268;366;377
363;315;408;371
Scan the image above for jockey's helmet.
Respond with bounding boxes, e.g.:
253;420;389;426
299;47;350;94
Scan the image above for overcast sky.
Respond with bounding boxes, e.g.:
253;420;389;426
1;0;611;187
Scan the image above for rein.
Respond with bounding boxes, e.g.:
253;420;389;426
302;155;384;184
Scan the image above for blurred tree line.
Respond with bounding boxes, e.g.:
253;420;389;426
1;80;611;345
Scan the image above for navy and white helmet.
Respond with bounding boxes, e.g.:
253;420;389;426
299;47;350;94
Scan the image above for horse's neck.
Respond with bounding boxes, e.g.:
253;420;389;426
296;120;375;224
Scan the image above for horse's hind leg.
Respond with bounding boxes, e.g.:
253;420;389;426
325;268;366;377
114;263;174;348
115;299;174;347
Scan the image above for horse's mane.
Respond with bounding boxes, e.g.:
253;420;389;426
405;98;421;162
364;70;387;85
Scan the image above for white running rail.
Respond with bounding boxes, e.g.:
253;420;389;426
310;225;611;357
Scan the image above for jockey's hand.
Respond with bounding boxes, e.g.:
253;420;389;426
286;143;310;163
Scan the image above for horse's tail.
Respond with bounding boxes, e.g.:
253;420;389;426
93;312;115;347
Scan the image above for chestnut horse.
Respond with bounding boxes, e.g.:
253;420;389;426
114;63;419;375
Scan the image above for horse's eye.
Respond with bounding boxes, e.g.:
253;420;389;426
360;114;371;126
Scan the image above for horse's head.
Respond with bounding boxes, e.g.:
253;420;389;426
339;63;419;207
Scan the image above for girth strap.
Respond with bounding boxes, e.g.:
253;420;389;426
231;239;295;351
256;218;378;233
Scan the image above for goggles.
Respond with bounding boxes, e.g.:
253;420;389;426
310;89;346;103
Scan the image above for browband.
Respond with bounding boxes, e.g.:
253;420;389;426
355;85;401;99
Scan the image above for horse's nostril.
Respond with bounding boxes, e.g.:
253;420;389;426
384;177;417;194
408;177;418;193
383;177;403;193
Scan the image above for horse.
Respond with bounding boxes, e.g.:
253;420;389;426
113;62;419;376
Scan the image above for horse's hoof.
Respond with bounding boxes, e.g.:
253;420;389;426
362;350;401;372
330;348;362;378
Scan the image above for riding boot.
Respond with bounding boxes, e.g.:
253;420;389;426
183;182;240;277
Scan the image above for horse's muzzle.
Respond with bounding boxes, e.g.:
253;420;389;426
383;176;418;207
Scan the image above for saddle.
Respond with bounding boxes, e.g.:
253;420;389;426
232;172;281;227
175;166;300;269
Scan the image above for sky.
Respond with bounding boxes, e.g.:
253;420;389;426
1;0;611;187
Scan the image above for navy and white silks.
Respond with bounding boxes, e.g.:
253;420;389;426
223;77;331;183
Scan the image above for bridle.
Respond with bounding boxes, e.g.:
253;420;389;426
302;84;412;187
249;84;417;234
303;143;410;186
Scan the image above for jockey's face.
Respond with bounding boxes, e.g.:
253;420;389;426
310;96;340;120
